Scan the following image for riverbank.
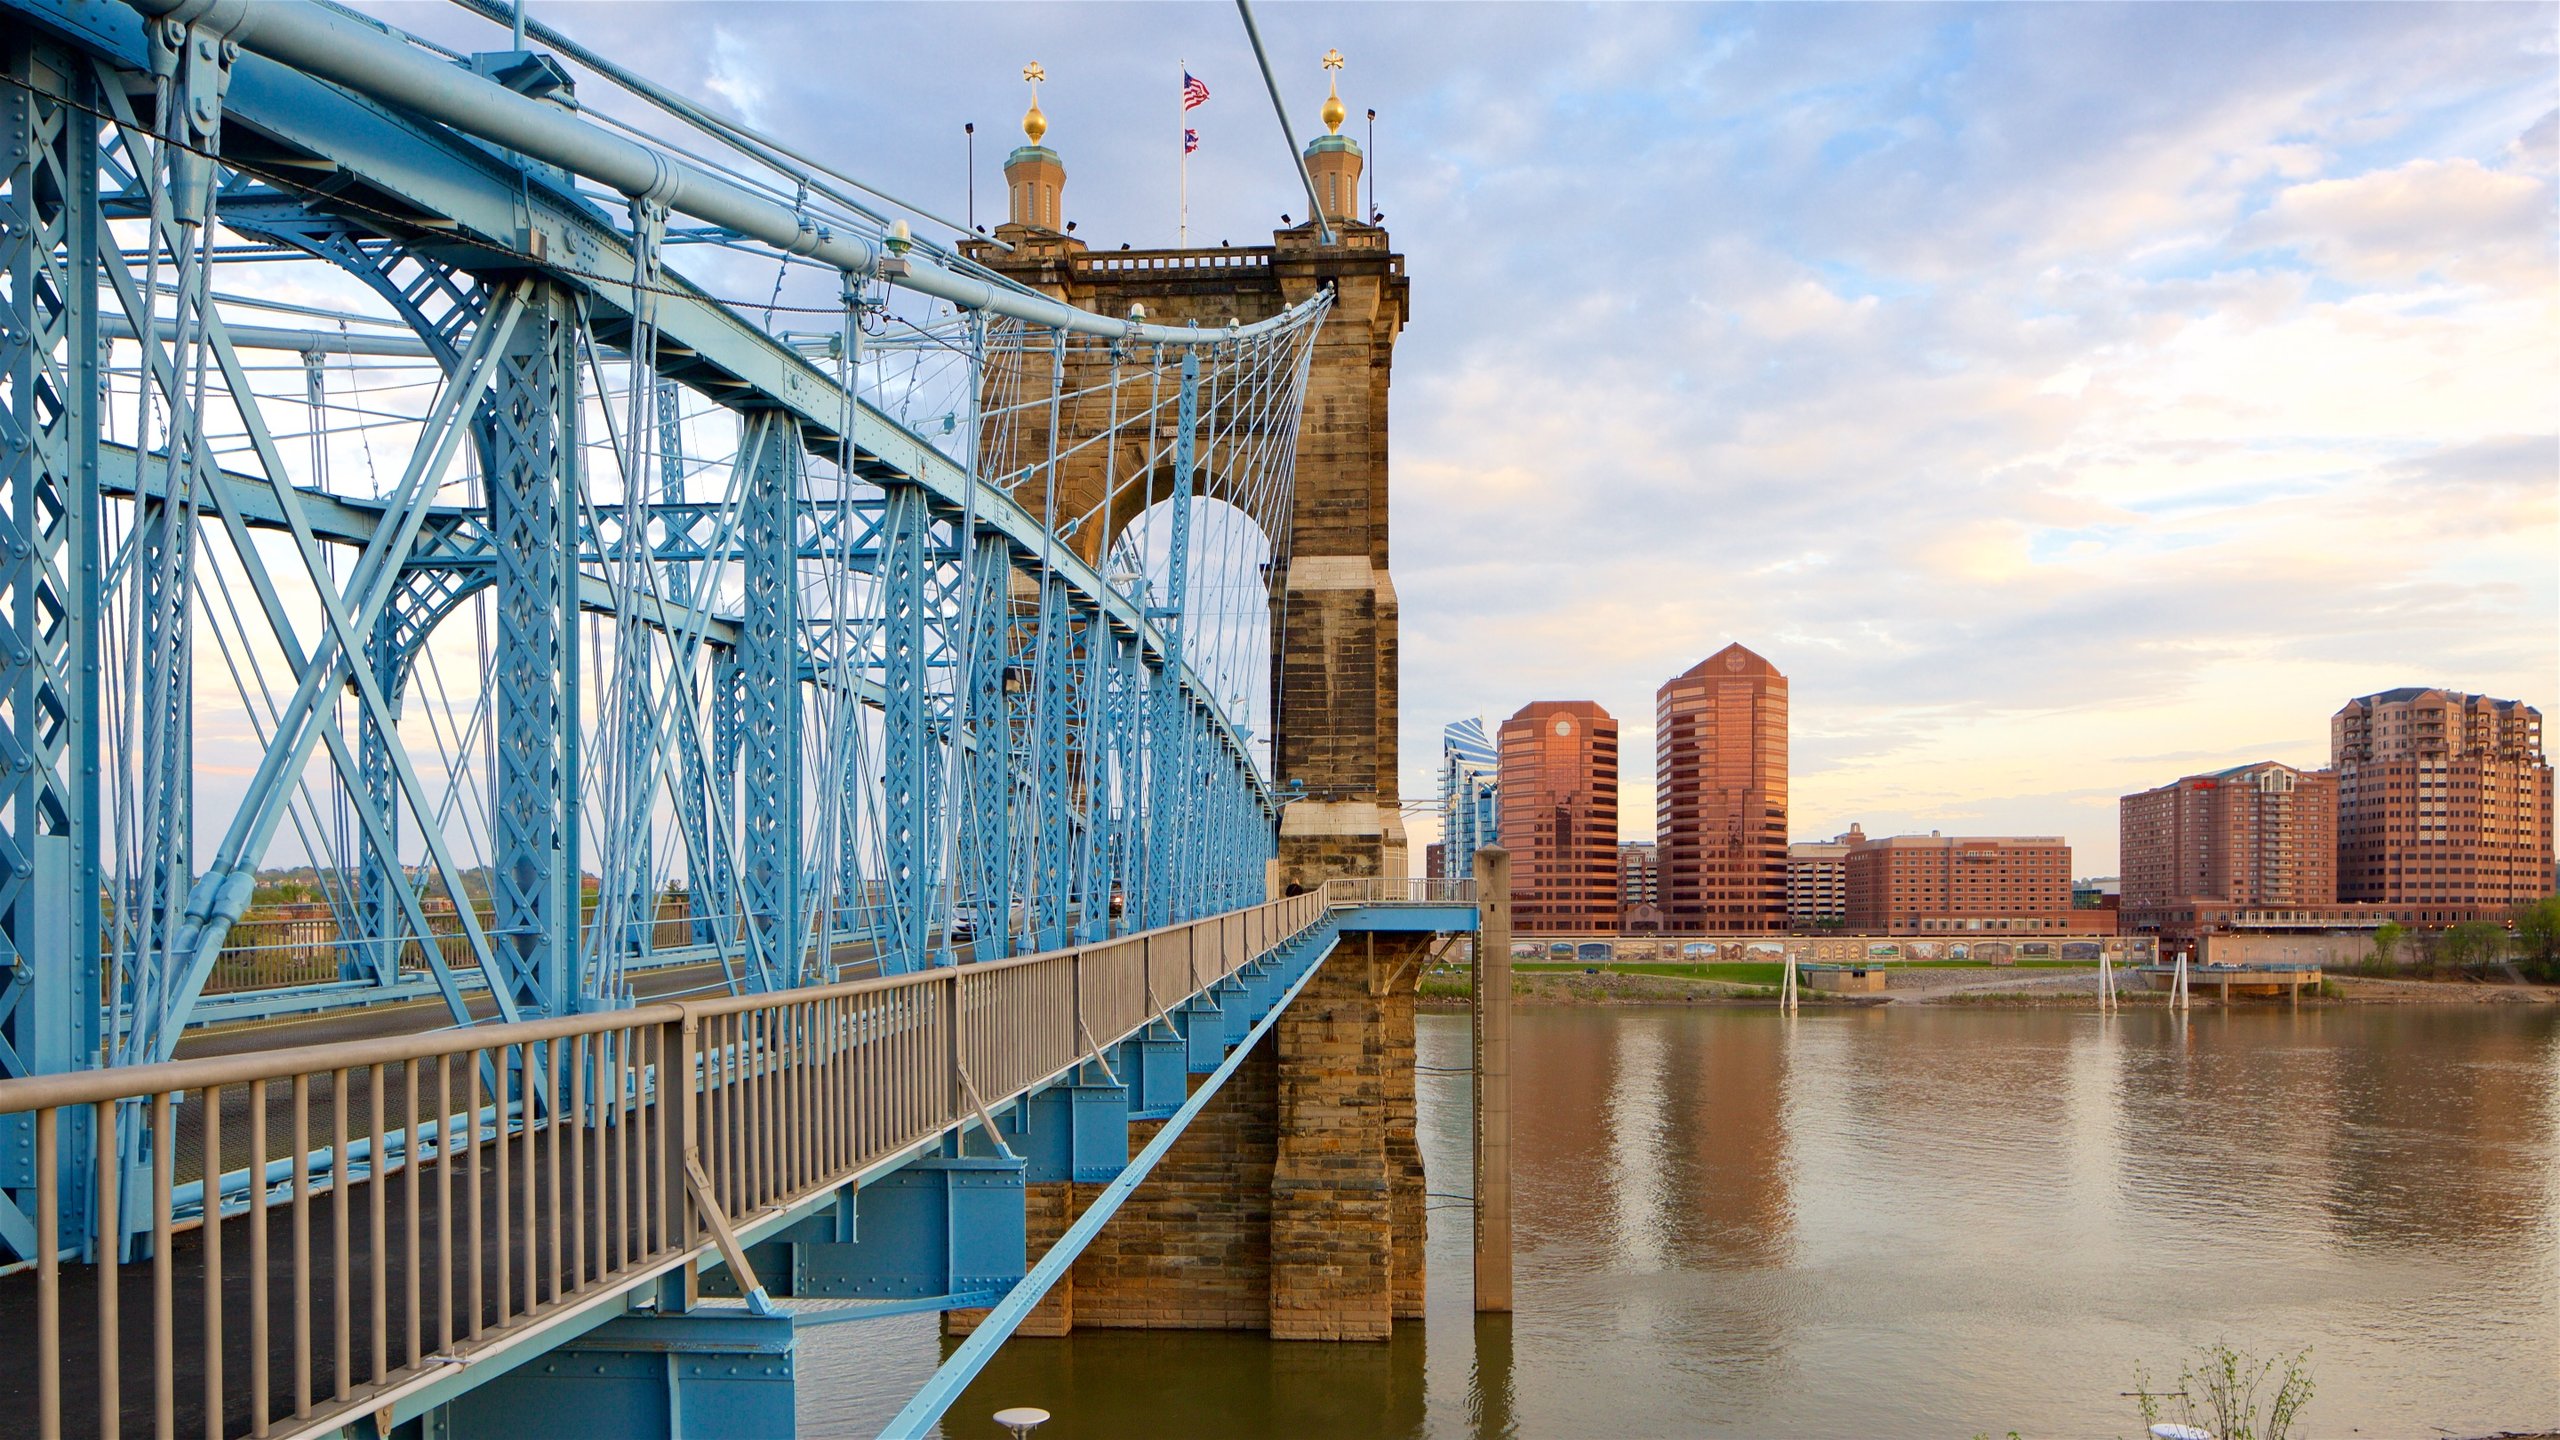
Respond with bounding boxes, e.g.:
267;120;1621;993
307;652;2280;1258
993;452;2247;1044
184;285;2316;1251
1419;964;2560;1010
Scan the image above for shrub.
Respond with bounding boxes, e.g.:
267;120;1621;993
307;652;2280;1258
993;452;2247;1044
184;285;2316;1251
2132;1343;2313;1440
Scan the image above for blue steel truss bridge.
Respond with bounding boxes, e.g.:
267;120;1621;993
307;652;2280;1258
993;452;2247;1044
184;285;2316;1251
0;1;1475;1434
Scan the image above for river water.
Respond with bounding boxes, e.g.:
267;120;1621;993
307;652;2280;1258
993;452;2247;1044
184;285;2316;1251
799;1005;2560;1438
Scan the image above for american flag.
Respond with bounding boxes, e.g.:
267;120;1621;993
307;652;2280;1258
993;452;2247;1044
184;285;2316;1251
1184;128;1200;155
1182;72;1210;110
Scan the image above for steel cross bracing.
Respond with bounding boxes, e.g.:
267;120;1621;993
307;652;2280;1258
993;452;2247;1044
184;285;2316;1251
0;0;1331;1273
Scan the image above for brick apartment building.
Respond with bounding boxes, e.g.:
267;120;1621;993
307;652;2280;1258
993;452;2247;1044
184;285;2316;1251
1843;833;2079;931
2333;688;2554;925
1785;827;1858;928
1497;701;1621;933
1619;841;1662;930
2120;761;2377;946
1618;841;1659;905
2121;761;2338;910
1656;644;1789;931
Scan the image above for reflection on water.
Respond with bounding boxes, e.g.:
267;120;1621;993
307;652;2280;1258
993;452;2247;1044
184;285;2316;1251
799;1006;2560;1438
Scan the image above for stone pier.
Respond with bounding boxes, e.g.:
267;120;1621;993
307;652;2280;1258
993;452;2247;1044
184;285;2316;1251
947;935;1429;1339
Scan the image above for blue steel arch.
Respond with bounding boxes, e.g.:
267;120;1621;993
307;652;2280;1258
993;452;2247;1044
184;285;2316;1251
0;0;1332;1284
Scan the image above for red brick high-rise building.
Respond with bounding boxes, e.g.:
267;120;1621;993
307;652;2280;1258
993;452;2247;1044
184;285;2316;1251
2120;762;2339;912
2118;762;2368;944
1497;701;1620;933
2333;688;2553;925
1656;644;1788;931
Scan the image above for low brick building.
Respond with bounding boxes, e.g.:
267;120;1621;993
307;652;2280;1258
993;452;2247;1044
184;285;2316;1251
1785;828;1857;928
1843;832;2077;931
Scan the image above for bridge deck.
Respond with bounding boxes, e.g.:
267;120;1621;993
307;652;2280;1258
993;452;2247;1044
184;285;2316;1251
0;884;1472;1440
0;1114;665;1438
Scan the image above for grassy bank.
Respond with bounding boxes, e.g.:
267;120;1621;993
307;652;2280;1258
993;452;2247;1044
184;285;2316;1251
1515;959;2081;986
1422;966;1805;1007
1422;961;2557;1009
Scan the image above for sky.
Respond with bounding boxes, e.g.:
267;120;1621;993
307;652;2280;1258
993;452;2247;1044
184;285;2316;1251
381;0;2560;875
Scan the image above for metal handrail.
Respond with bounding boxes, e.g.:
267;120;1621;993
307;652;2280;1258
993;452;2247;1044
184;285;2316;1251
0;891;1328;1440
1319;877;1478;906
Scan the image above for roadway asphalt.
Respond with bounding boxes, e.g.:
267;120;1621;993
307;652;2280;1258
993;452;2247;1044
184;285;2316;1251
172;957;741;1060
172;940;909;1061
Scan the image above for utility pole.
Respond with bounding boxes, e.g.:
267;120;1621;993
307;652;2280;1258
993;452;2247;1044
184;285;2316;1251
965;122;976;233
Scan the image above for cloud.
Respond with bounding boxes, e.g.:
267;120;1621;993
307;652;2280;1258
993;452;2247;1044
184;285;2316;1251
2512;109;2559;172
2243;157;2552;284
1735;280;1879;340
349;1;2557;875
699;27;770;127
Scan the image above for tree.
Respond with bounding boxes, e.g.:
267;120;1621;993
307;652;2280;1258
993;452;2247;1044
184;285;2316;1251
2368;920;2405;974
2438;920;2509;971
2513;896;2560;962
2511;896;2560;980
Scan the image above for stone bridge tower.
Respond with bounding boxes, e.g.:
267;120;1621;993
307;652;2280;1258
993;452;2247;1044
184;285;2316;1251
965;78;1411;890
951;70;1431;1346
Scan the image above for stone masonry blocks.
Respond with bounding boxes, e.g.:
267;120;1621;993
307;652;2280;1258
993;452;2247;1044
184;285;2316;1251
1066;1047;1278;1330
986;941;1429;1339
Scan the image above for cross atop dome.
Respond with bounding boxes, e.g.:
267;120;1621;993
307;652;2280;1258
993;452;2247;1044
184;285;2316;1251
1020;61;1048;143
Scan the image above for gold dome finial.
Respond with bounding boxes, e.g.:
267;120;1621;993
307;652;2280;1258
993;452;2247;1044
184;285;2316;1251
1320;49;1346;134
1021;61;1048;144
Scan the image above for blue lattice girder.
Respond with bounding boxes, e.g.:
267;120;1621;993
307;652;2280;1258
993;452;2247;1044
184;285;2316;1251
709;645;744;951
879;483;933;974
349;616;403;982
91;219;530;1063
958;532;1011;962
1028;577;1074;952
1144;352;1202;928
487;284;583;1019
0;38;103;1259
735;411;803;992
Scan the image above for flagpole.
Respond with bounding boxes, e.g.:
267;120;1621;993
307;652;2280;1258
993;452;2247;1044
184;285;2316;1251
1179;58;1189;247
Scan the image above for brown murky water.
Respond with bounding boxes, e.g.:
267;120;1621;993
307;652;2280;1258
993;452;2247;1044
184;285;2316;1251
799;1006;2560;1438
